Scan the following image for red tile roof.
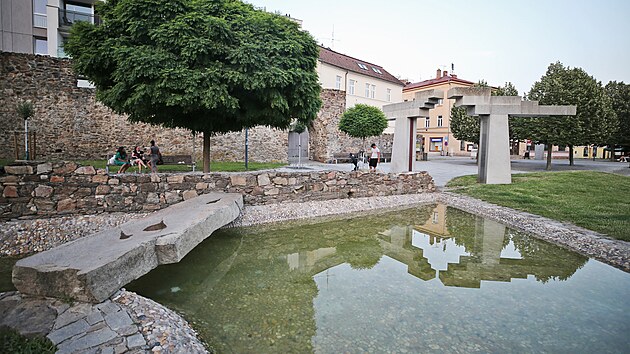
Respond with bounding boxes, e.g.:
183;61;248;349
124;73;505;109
404;75;475;92
318;47;404;86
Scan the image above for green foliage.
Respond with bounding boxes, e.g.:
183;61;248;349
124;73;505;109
16;100;34;120
450;106;479;144
605;81;630;148
447;171;630;241
0;327;56;354
291;121;307;134
65;0;322;135
338;104;388;140
493;82;519;96
512;62;617;147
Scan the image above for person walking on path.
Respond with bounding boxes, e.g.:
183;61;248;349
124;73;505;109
149;140;161;173
369;143;380;172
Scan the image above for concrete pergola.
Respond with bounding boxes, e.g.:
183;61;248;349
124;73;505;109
383;89;443;173
447;87;576;184
383;87;576;184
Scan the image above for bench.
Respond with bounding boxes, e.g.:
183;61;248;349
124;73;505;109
106;154;195;174
329;152;391;164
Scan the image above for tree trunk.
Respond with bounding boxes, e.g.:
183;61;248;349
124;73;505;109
569;145;574;166
546;144;553;170
203;132;211;173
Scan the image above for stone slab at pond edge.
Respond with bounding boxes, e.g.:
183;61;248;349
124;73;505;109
12;193;243;303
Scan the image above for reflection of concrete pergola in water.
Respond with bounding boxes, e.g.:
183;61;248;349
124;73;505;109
285;209;585;289
383;87;576;184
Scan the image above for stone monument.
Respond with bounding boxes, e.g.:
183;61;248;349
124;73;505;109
447;87;576;184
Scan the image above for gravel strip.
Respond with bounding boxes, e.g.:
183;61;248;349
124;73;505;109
0;212;149;257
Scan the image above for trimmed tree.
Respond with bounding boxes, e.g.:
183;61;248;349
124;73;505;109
605;81;630;157
338;104;388;154
65;0;322;172
513;62;616;169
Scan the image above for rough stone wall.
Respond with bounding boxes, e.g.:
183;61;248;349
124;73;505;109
0;52;288;162
0;161;435;220
309;89;393;161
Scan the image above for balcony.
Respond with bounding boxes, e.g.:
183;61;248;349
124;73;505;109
58;8;101;29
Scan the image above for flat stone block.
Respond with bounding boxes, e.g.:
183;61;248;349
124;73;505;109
48;318;90;345
13;193;243;303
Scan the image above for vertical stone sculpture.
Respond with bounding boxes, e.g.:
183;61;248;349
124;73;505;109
383;90;443;173
447;87;576;184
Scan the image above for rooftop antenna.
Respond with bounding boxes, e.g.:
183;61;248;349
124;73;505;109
322;25;341;49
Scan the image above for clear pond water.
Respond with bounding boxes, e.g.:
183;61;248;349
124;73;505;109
127;204;630;353
34;204;627;353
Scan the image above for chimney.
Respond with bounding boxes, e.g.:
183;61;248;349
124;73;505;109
436;68;441;79
443;70;448;77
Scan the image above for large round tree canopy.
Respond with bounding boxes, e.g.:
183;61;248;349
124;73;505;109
65;0;322;134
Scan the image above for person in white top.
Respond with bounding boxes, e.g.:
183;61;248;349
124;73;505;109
369;143;380;171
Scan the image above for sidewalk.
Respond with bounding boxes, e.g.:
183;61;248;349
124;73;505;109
278;156;630;187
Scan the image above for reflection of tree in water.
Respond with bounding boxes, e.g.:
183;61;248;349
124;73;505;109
128;205;433;353
336;237;382;269
509;231;588;283
442;206;588;286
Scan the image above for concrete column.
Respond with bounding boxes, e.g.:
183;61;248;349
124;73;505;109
480;219;506;265
480;114;511;184
46;0;60;57
390;115;417;173
534;144;545;160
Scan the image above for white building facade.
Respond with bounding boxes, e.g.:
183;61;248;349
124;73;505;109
1;0;97;58
317;47;404;133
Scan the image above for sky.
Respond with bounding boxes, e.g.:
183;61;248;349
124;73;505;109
245;0;630;95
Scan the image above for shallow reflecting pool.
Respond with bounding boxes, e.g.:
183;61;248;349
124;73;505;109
127;204;627;352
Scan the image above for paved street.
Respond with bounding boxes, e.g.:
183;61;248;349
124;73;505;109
279;156;630;187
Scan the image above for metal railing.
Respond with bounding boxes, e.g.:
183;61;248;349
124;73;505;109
58;8;101;28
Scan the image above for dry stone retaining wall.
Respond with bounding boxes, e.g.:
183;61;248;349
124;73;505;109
0;161;435;220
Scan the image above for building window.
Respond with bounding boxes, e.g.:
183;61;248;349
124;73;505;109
372;67;382;74
33;0;47;28
34;37;48;55
460;141;465;151
357;63;368;70
437;98;443;105
425;117;430;128
365;83;370;97
335;75;342;90
370;85;375;99
348;79;355;95
387;88;391;102
437;115;443;127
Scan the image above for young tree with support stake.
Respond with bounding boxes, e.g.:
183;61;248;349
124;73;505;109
16;101;34;160
65;0;321;173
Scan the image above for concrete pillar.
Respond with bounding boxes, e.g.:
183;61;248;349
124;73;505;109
390;115;417;173
534;144;545;160
46;0;60;57
479;114;511;184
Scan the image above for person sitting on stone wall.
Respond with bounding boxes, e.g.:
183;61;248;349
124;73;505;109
113;146;131;173
131;146;148;173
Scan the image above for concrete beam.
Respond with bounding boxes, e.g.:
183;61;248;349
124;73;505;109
13;193;243;303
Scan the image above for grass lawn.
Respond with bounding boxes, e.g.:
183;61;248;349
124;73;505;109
1;159;285;172
446;171;630;241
